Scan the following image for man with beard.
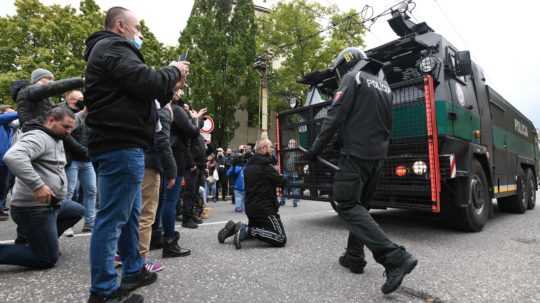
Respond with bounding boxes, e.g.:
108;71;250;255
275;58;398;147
217;138;287;249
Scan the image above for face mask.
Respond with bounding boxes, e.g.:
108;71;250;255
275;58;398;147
130;36;143;49
75;100;85;111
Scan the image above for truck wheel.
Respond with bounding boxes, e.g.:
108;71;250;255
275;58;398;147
454;160;490;232
526;169;536;210
498;169;527;214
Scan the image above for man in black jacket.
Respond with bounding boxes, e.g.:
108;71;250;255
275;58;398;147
305;47;417;295
16;68;83;129
83;7;188;303
218;138;287;249
15;69;88;167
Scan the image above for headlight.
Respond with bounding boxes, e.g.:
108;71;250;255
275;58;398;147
418;56;437;74
303;164;309;174
412;161;428;175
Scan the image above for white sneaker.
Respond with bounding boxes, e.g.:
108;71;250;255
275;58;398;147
64;228;75;237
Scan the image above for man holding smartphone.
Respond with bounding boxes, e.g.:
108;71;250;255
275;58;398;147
0;107;84;269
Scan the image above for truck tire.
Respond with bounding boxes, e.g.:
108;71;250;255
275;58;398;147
526;169;536;210
453;160;490;232
498;169;527;214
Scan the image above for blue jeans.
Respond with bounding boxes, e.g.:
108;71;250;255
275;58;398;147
234;190;245;211
206;181;216;201
282;171;300;204
66;160;97;226
90;148;145;297
0;200;84;268
160;176;182;240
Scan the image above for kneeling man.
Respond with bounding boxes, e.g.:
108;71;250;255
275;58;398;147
218;138;287;249
0;107;84;269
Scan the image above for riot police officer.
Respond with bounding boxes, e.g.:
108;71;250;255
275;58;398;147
305;47;417;294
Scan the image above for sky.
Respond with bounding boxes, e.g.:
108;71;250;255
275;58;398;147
1;0;539;128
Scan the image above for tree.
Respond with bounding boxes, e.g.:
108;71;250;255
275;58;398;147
179;0;258;146
0;0;167;105
257;0;365;111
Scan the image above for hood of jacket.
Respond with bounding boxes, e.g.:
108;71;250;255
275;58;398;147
84;30;143;62
23;121;63;141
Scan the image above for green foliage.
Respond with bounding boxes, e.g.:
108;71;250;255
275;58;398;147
0;0;102;104
0;0;167;106
179;0;258;146
257;0;366;111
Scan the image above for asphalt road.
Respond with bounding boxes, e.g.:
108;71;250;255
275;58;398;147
0;194;539;303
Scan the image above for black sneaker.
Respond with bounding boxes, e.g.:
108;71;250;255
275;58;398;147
339;253;367;274
120;267;157;293
381;255;418;294
182;218;198;229
87;291;144;303
218;220;239;243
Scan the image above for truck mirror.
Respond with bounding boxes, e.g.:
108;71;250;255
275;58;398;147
455;51;472;76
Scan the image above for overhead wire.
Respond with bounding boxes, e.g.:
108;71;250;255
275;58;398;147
267;0;416;55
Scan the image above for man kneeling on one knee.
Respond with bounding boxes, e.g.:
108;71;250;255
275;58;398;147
218;138;287;249
0;107;84;269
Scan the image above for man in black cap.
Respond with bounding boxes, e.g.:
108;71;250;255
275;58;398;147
305;47;417;295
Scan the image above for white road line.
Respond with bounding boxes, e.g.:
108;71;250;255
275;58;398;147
0;220;231;244
0;209;335;244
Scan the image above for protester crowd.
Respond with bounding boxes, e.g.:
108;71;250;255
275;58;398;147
0;5;419;303
0;9;297;303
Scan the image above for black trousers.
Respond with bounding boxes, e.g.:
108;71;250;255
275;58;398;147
333;156;403;265
182;168;199;218
217;169;228;199
247;214;287;247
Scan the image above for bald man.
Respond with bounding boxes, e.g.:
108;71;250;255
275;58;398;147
218;139;287;249
84;6;189;303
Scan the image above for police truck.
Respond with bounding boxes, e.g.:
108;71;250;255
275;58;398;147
276;11;539;232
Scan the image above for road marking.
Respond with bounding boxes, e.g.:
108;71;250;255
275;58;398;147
0;209;336;244
0;220;231;244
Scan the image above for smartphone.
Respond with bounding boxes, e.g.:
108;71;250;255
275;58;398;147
179;49;190;61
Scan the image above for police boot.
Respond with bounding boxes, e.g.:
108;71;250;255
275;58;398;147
339;253;367;274
162;231;191;258
381;248;418;294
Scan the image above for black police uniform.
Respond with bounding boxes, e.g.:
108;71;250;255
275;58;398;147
309;65;413;270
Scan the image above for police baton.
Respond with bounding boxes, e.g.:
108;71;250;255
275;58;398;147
298;146;340;172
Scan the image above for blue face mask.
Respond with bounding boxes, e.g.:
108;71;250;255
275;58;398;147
130;36;143;50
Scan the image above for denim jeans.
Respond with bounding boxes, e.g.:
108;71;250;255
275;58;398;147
90;148;145;297
206;181;216;201
0;200;84;269
234;190;245;211
160;175;182;240
282;171;300;204
66;160;97;226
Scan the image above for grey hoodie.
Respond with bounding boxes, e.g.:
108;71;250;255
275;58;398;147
3;128;67;207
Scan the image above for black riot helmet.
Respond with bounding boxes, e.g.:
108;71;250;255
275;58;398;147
331;47;368;80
